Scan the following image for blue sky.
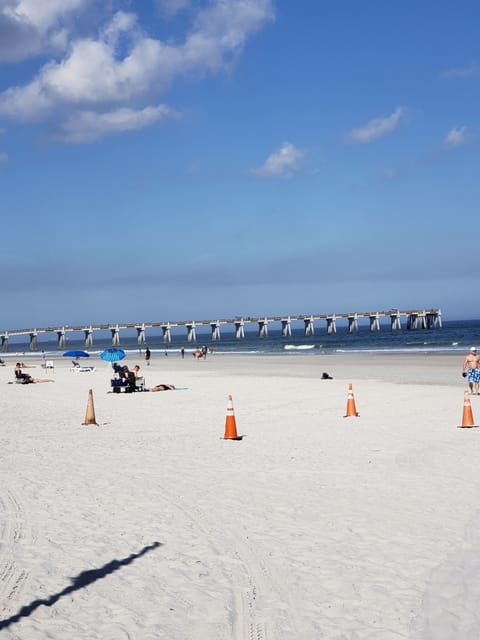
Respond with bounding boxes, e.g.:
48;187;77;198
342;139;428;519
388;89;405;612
1;0;479;330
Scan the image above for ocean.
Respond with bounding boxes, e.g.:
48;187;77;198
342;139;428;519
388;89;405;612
2;318;480;359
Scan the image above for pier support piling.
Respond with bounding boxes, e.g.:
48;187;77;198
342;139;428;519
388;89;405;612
162;324;172;344
304;317;315;336
426;311;442;329
186;322;197;343
390;312;402;331
84;326;93;347
111;325;120;346
326;316;337;334
136;324;146;345
211;322;221;341
369;313;380;332
57;328;66;349
258;318;269;338
347;314;359;333
407;313;426;330
29;330;38;351
281;318;292;338
234;320;245;339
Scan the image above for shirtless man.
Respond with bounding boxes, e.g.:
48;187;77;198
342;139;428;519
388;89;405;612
463;347;480;395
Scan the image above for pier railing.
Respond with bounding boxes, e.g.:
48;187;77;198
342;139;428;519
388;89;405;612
0;308;441;352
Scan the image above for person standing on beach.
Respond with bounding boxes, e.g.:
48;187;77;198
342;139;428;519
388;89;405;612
463;347;480;394
145;348;151;366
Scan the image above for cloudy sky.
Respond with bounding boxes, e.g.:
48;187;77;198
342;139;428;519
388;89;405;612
1;0;479;330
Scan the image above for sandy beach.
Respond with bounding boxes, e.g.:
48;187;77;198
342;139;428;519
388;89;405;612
1;352;480;639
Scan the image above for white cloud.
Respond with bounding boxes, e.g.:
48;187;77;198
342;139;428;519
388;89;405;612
442;64;480;79
0;78;54;122
0;0;275;141
0;17;168;121
251;142;305;177
0;0;88;62
54;105;179;144
53;104;180;143
0;151;8;165
443;126;469;148
345;107;406;144
156;0;191;19
12;0;87;31
101;10;138;48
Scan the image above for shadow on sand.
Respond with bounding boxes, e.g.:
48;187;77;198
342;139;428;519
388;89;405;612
0;541;162;631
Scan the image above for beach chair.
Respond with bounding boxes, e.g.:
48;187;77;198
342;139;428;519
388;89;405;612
71;360;96;373
44;360;54;373
111;377;129;392
110;372;144;393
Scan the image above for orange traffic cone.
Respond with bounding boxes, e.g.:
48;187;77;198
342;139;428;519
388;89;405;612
459;390;476;428
344;383;359;417
83;388;98;426
223;394;243;440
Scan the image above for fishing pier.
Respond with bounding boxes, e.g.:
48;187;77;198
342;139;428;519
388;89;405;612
0;308;442;352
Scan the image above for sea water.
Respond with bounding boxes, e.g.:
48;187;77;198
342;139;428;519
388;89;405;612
3;319;480;359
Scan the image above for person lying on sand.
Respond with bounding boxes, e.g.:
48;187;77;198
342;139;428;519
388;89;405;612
146;384;176;392
15;363;55;384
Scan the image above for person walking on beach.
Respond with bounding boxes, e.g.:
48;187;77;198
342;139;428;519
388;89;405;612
463;347;480;395
145;348;151;366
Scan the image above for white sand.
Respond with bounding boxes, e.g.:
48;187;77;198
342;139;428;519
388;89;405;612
1;352;480;639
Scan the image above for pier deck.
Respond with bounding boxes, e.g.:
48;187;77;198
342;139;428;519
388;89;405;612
0;308;442;352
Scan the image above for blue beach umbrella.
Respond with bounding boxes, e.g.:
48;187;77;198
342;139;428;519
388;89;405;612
100;348;126;362
63;350;90;358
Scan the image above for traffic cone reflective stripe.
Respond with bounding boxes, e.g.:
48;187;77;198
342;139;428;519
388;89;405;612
344;383;359;417
224;394;243;440
460;390;476;428
83;388;98;425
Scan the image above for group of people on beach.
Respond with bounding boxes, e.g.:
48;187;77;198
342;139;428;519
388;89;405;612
14;362;54;384
463;347;480;395
13;360;174;392
194;345;213;360
111;362;175;392
9;346;480;397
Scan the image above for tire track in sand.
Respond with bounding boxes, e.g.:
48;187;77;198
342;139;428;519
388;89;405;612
159;491;311;640
0;487;33;624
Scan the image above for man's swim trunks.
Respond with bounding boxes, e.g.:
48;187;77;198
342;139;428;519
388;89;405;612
467;368;480;383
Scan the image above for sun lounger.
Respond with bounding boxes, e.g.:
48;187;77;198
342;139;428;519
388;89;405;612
71;361;96;372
